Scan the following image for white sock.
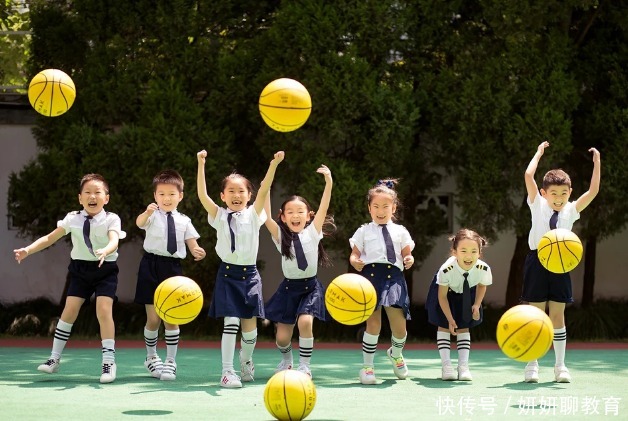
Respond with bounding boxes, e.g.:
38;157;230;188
437;331;451;364
221;317;239;372
240;328;257;362
362;332;379;367
553;327;567;366
299;337;313;366
144;327;159;358
101;339;115;363
51;320;73;360
456;332;471;365
391;333;407;358
164;328;180;361
278;342;293;363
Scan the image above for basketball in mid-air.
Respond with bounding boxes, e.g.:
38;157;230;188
496;305;554;362
325;273;376;325
27;69;76;117
537;228;583;274
259;78;312;132
154;276;203;325
264;370;316;421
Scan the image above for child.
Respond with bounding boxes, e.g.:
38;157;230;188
425;229;492;381
135;169;206;381
197;149;284;388
263;164;334;378
349;179;415;385
522;141;600;383
13;174;125;384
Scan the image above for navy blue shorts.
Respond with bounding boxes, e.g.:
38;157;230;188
425;274;483;329
361;263;411;320
208;262;264;319
265;276;327;324
66;260;119;300
134;253;183;304
521;250;573;303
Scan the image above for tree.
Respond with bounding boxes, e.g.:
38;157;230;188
0;0;30;90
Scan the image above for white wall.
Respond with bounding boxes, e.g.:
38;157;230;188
1;124;627;305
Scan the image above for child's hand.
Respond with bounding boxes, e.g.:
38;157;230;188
146;203;158;214
197;150;207;164
272;151;285;165
449;320;458;336
14;248;29;264
403;255;414;270
537;141;550;155
350;257;365;272
191;246;206;261
317;164;332;183
589;147;600;163
95;249;108;267
472;304;481;321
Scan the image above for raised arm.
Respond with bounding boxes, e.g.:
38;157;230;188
524;141;549;203
263;188;279;242
13;226;66;264
312;165;332;233
136;203;158;228
197;150;219;220
575;147;601;213
253;151;284;215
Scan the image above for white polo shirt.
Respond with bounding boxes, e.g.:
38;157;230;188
141;209;200;258
436;256;492;293
57;209;125;261
527;195;580;250
208;206;266;265
349;221;415;271
273;223;322;279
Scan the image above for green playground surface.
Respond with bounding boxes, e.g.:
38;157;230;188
0;340;626;420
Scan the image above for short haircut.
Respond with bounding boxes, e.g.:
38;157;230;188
153;170;184;192
80;174;109;194
542;169;571;190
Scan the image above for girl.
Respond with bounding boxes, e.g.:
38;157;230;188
13;174;125;384
196;149;284;388
426;228;492;381
263;164;334;379
349;179;415;385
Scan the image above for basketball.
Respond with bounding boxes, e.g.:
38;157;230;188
537;228;583;274
259;78;312;132
154;276;203;325
264;370;316;421
324;273;376;325
496;305;554;362
27;69;76;117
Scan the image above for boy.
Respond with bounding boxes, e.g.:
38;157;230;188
135;169;206;381
522;141;601;383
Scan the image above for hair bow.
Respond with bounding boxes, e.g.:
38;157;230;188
377;179;394;189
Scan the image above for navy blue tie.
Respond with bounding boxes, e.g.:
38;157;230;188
227;212;236;253
83;216;94;255
462;272;472;324
549;210;559;230
292;232;308;271
380;224;396;264
166;212;177;255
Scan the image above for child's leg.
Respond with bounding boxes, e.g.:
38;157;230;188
362;308;382;367
548;301;570;382
239;317;257;382
276;323;295;370
297;315;314;368
221;317;239;372
524;302;546;383
52;297;84;359
96;296;116;384
144;305;162;357
437;328;457;380
456;329;472;380
161;322;179;381
385;307;407;357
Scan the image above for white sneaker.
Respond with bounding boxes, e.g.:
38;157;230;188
359;366;377;385
387;347;409;380
100;361;117;384
239;350;255;382
457;364;472;381
524;363;539;383
160;359;177;381
297;364;312;378
275;359;293;373
144;355;163;379
441;363;457;381
221;370;242;388
38;358;60;374
554;365;571;383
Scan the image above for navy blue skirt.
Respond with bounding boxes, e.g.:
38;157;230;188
361;263;411;320
208;262;264;319
425;274;483;329
265;276;327;324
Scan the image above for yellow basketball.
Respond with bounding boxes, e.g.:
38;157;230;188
537;228;583;273
496;305;554;362
154;276;203;325
259;78;312;132
324;273;376;325
264;370;316;421
28;69;76;117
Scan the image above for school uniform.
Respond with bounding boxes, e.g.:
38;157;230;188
265;224;327;324
134;209;200;304
57;209;125;300
522;195;579;303
426;256;492;329
349;221;415;320
207;206;267;319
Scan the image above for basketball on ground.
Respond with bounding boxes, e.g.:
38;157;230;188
325;273;376;325
264;370;316;421
496;304;554;362
28;69;76;117
259;78;312;132
537;228;583;273
154;276;203;325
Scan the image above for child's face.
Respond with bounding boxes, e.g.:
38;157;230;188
454;238;480;271
78;180;109;216
368;193;396;225
280;200;310;233
154;183;183;213
540;184;572;212
220;178;252;212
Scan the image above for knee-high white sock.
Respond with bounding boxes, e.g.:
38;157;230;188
101;339;116;363
437;331;451;364
164;328;180;361
299;337;314;366
391;333;407;358
553;327;567;366
240;328;257;362
278;342;293;363
144;327;159;357
362;332;379;367
456;332;471;365
51;320;73;360
221;317;239;371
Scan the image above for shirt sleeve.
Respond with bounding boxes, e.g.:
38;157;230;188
349;226;365;252
184;219;200;240
56;213;73;235
107;213;126;239
480;265;493;286
400;226;415;251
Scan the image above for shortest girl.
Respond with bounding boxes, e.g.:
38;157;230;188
426;228;492;381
